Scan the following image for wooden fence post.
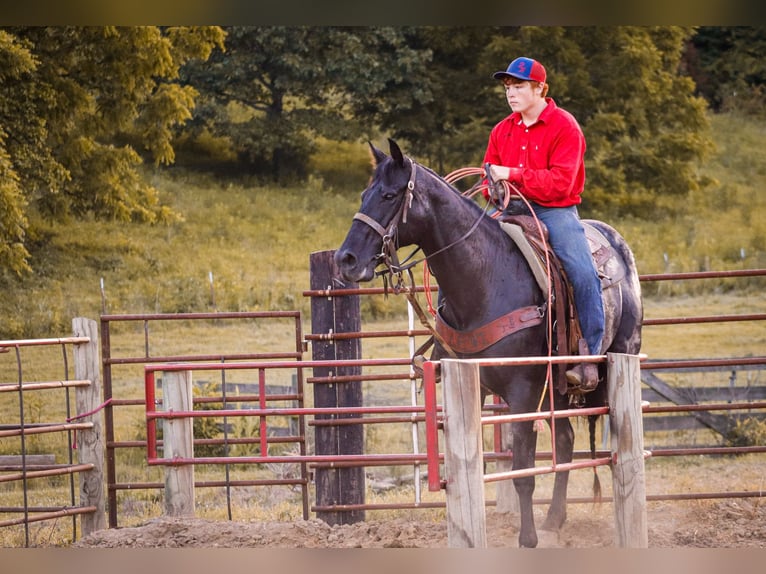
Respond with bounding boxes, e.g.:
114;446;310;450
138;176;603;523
309;250;365;525
494;421;519;514
442;359;487;548
607;352;648;548
72;317;107;535
162;370;195;517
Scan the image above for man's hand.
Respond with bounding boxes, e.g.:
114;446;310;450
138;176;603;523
489;164;510;182
488;164;522;184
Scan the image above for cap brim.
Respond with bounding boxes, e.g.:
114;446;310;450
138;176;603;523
493;71;527;81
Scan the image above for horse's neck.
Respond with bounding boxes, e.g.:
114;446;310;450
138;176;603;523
423;206;538;328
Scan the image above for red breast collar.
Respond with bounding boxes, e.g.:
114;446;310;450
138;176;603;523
435;305;545;354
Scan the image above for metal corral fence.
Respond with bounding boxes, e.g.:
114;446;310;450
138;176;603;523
1;261;765;544
98;311;308;528
0;318;105;545
131;259;766;524
639;269;766;470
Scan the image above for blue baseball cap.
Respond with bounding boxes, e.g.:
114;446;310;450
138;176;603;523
493;57;547;83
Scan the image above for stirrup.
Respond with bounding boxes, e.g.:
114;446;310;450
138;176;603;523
566;338;599;395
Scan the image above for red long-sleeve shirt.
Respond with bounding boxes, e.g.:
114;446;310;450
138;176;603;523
482;98;586;208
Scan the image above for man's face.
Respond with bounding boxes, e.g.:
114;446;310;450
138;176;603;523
502;78;541;114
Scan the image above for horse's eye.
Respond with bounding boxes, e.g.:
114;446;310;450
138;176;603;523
382;192;397;201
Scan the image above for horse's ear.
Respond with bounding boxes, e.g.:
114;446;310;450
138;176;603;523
388;138;405;167
368;141;387;167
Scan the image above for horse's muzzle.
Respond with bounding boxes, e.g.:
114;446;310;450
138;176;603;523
333;248;375;283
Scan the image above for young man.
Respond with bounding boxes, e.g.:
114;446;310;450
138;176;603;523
483;56;604;391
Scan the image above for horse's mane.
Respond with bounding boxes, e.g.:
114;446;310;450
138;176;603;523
415;159;511;241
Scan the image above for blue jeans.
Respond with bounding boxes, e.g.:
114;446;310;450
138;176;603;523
531;204;605;355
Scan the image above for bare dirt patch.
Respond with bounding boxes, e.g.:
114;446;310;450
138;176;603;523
73;498;765;548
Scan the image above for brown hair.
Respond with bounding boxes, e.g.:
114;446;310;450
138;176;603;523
502;77;549;98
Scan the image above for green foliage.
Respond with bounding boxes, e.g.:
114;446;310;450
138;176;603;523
1;107;765;339
726;417;766;447
1;25;751;277
179;27;432;183
0;26;225;272
686;27;766;115
375;27;499;174
0;25;764;314
0;144;30;274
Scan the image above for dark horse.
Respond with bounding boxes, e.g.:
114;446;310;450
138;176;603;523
335;139;643;547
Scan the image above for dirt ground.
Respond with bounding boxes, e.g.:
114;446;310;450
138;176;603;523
73;497;765;548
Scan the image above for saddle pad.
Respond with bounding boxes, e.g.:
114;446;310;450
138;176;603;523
499;221;550;295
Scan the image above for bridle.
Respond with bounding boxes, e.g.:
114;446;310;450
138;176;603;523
352;156;491;293
352;156;417;289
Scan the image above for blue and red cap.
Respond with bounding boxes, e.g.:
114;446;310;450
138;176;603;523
493;57;547;83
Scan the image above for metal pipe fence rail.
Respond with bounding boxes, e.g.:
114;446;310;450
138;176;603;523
142;359;444;516
99;311;308;528
93;265;763;527
297;266;766;520
0;318;104;546
3;267;762;542
140;350;766;533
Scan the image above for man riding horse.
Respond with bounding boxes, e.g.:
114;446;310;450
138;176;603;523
483;56;603;392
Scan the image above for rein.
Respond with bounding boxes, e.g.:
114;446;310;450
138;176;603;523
353;157;491;286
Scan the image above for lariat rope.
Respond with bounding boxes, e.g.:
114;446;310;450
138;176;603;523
441;167;556;425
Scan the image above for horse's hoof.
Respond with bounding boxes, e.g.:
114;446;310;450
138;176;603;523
568;392;586;408
518;533;538;548
535;529;561;548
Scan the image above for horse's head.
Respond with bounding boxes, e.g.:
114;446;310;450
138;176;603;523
334;139;419;283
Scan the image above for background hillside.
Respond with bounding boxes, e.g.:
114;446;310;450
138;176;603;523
0;110;763;340
2;26;754;280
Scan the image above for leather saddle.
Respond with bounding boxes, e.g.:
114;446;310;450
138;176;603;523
498;214;625;394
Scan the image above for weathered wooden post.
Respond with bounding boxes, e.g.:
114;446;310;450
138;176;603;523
442;358;487;548
607;352;648;548
162;369;195;517
72;317;107;535
309;250;365;525
494;421;519;514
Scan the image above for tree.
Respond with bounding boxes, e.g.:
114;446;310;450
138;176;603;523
179;26;433;183
0;30;35;273
0;26;225;274
685;27;766;115
370;27;500;174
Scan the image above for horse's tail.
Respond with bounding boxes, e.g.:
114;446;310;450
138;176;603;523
588;414;603;503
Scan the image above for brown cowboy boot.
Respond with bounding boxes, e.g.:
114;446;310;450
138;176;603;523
566;339;599;392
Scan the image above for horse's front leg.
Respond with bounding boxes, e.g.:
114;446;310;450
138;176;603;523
512;420;538;548
541;416;574;531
